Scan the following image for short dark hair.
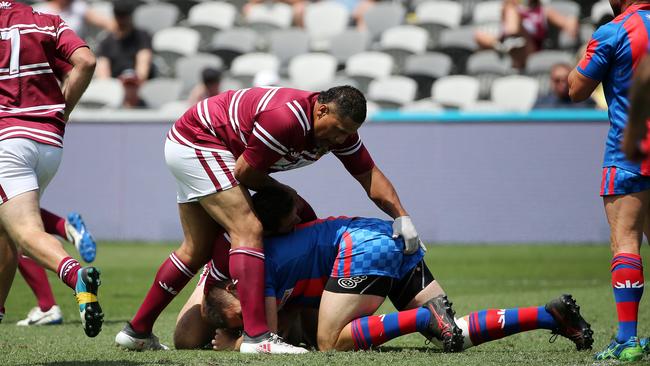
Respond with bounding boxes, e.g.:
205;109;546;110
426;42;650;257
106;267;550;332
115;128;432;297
202;67;222;85
113;0;136;17
317;85;367;125
202;281;239;329
251;187;295;233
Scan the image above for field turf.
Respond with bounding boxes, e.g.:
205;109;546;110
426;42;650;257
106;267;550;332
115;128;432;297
1;242;649;365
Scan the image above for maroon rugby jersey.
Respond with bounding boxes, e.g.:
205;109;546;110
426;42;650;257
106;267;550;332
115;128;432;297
168;87;375;175
0;1;87;148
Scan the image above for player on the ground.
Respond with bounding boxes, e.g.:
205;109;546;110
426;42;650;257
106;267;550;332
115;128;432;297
116;85;422;353
173;188;594;353
17;210;96;326
568;0;650;361
0;1;101;336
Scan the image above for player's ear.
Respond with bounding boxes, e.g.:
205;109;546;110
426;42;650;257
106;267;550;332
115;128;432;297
225;280;236;293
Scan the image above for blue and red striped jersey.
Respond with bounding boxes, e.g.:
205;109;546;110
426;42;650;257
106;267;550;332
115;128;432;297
577;3;650;174
263;217;424;309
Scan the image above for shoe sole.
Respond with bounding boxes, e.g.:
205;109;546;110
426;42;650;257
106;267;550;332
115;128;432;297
68;213;96;263
80;267;104;337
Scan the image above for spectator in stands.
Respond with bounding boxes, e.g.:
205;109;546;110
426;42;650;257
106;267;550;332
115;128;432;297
534;63;595;109
95;0;153;108
33;0;115;37
475;0;578;70
188;68;222;105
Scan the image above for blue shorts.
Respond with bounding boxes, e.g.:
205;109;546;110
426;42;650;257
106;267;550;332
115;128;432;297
600;166;650;196
330;218;425;279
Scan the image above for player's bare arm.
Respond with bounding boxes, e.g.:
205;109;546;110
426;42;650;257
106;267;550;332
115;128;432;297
623;55;650;161
354;166;408;219
568;68;599;102
234;156;295;194
61;47;96;121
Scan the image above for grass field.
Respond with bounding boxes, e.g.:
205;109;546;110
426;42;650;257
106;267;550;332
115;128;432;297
1;242;649;366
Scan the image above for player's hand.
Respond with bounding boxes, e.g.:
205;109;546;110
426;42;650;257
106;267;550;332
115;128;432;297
392;216;421;255
212;328;241;351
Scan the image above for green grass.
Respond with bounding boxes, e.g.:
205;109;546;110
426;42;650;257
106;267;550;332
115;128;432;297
1;242;649;365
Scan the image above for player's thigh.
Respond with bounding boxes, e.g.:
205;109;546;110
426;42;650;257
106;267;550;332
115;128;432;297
177;202;221;267
603;190;650;253
198;186;262;247
174;282;214;349
388;261;444;310
0;139;60;243
0;191;44;247
317;285;385;350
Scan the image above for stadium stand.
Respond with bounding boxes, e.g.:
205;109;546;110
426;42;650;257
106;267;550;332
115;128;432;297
36;0;605;114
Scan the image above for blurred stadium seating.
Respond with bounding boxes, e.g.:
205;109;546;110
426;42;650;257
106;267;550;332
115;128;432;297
24;0;612;113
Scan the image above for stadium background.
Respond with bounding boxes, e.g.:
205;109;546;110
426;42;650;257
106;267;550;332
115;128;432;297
20;0;612;243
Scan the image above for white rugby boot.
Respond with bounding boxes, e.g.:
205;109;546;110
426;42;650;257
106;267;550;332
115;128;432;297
115;322;169;351
16;305;63;326
240;332;308;354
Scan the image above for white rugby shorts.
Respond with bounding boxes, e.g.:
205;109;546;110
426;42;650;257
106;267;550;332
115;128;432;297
0;138;62;204
164;139;239;203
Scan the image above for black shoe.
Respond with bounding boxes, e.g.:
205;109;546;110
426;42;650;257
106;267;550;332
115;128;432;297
75;266;104;337
421;295;464;352
545;294;593;351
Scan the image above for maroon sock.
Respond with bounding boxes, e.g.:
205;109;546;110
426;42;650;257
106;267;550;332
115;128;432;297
40;209;67;238
18;256;56;311
229;247;268;338
130;252;196;334
57;257;80;289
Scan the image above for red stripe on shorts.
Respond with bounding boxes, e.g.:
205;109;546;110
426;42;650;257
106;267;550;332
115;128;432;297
342;231;353;277
0;184;7;203
608;167;617;195
600;168;608;195
196;150;222;191
211;152;237;186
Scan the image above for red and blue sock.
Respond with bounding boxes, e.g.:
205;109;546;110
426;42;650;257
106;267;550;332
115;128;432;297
466;306;556;346
611;253;644;342
350;308;431;349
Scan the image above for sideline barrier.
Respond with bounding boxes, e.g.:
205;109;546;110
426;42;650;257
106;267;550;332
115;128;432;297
43;109;611;242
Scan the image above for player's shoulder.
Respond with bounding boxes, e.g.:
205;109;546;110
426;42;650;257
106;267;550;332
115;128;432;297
592;18;624;41
7;2;64;28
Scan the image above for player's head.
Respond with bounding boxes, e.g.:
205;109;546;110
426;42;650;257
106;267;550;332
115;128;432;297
251;187;300;235
202;280;242;330
313;85;366;148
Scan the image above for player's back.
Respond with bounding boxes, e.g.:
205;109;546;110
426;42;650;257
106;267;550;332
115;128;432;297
578;3;650;173
170;87;318;157
263;216;355;308
0;1;85;147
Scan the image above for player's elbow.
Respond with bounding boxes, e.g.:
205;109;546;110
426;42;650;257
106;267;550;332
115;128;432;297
72;48;97;74
568;82;591;102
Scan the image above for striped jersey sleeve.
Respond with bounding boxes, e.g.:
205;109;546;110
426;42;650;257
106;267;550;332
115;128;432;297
577;22;619;81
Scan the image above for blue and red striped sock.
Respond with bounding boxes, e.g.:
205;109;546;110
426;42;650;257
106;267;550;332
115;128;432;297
611;253;644;342
465;306;556;346
350;308;431;349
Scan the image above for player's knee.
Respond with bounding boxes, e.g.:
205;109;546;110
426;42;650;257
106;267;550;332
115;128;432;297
228;216;263;247
317;332;337;351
